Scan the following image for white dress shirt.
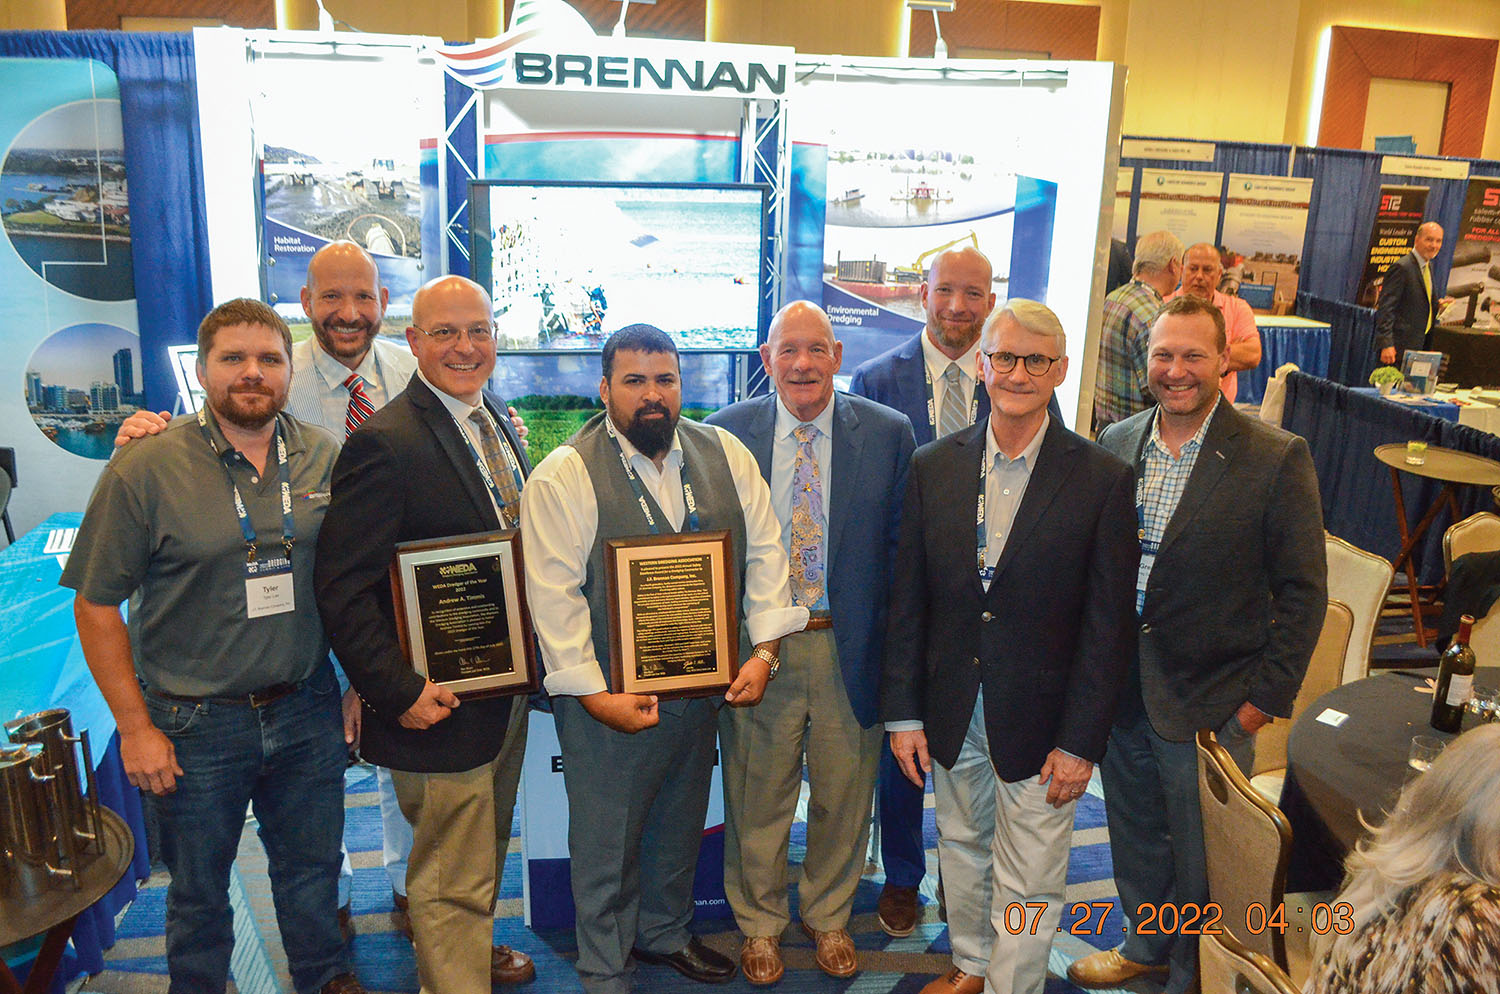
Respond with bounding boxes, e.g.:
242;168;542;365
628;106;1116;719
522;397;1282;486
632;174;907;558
920;330;980;429
415;368;517;523
287;335;417;435
521;419;809;697
769;396;836;572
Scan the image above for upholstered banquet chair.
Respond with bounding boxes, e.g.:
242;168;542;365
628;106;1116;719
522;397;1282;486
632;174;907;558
1323;534;1393;684
1250;599;1354;805
1199;929;1300;994
1442;511;1500;662
1197;730;1293;973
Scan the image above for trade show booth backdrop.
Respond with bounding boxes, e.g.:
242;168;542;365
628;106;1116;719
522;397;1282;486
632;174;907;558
9;14;1500;979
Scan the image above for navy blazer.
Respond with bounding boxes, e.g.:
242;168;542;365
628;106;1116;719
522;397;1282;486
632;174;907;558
849;330;1062;445
1374;251;1439;356
881;418;1138;780
315;374;532;774
706;391;916;727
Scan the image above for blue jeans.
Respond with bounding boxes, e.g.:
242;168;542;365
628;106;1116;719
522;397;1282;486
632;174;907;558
144;663;348;994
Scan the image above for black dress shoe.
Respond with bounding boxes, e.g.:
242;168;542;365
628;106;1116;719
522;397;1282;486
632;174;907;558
632;936;737;983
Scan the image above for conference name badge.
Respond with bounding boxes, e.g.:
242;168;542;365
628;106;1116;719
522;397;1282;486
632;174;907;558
245;555;295;618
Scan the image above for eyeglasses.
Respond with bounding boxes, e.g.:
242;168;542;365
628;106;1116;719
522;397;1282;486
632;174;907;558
410;324;495;344
982;350;1060;375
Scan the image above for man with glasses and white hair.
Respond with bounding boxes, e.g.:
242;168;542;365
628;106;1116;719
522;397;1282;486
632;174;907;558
315;275;536;993
882;300;1137;994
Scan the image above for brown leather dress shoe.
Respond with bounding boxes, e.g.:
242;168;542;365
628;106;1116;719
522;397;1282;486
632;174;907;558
917;967;983;994
337;904;355;944
491;945;536;985
1066;949;1168;988
800;922;857;978
740;935;784;986
877;883;919;937
318;973;367;994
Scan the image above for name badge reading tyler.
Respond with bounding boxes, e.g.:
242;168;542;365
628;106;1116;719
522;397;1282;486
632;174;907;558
245;556;295;618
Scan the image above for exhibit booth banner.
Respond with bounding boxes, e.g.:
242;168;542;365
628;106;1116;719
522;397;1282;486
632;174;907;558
250;43;444;327
1135;168;1222;247
1356;184;1428;307
4;57;142;528
1445;177;1500;329
1220;174;1313;306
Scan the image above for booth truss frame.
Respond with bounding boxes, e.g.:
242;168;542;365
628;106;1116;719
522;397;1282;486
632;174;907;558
739;94;788;399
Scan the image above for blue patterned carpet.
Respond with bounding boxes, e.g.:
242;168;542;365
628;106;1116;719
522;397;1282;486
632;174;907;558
82;766;1150;994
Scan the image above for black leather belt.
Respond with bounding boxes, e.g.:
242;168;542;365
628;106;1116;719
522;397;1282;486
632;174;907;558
153;681;299;708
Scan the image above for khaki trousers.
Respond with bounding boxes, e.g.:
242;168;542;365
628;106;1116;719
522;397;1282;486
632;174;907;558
390;696;528;994
720;628;883;936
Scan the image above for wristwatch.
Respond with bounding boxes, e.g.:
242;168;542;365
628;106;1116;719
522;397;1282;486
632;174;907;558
752;646;780;680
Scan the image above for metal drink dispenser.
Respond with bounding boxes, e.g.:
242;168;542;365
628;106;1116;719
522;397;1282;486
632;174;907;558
0;743;76;896
3;708;104;857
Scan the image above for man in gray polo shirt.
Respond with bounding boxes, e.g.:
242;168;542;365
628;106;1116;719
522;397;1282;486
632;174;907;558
62;298;364;994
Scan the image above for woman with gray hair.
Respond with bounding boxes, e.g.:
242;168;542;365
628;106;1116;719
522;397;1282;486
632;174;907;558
1305;722;1500;994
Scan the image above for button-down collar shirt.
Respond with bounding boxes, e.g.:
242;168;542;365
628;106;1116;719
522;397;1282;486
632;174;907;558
770;395;836;585
1136;397;1221;611
289;336;410;435
521;419;809;697
921;330;980;430
981;414;1047;592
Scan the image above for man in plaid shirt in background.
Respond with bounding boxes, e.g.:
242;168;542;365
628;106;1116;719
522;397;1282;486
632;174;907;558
1092;230;1184;432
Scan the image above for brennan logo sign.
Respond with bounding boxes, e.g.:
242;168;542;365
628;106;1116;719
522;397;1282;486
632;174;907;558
436;0;790;98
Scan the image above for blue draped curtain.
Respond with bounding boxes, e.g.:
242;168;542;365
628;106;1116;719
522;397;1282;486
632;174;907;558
1294;147;1500;304
0;30;212;412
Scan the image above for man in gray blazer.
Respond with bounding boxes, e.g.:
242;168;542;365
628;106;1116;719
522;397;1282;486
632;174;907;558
706;301;916;983
1069;295;1326;994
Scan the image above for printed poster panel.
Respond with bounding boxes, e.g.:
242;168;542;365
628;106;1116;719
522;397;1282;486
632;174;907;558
1443;177;1500;329
1356;184;1428;308
1219;174;1313;305
1135;169;1222;248
2;58;143;532
251;47;443;335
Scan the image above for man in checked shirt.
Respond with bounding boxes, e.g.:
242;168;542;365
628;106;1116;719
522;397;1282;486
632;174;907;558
1072;294;1326;993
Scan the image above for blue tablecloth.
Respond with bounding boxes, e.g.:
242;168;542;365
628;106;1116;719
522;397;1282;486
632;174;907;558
1239;320;1332;404
0;513;150;992
1283;374;1500;586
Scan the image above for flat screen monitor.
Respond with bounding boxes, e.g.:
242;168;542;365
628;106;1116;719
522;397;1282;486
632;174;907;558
470;180;770;352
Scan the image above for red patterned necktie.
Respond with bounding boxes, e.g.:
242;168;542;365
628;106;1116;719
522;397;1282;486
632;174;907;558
343;374;375;439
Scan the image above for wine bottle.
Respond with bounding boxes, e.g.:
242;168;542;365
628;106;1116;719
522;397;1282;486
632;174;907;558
1431;614;1477;734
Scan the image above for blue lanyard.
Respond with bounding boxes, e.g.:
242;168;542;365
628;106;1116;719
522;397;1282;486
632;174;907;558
448;408;525;526
197;408;294;562
604;415;700;535
976;447;993;582
923;360;980;436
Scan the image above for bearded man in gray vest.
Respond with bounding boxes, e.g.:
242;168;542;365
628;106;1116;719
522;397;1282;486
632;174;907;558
521;324;808;994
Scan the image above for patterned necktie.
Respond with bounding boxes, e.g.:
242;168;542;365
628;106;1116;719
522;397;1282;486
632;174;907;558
789;423;826;608
342;374;375;439
468;409;522;526
939;363;968;438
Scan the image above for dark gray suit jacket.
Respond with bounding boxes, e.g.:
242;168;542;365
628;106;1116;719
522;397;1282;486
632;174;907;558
315;375;531;773
1097;403;1327;742
706;391;916;727
1374;250;1438;357
881;418;1138;781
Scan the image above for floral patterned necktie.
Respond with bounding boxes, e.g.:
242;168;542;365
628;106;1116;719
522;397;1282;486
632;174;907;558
789;423;826;608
